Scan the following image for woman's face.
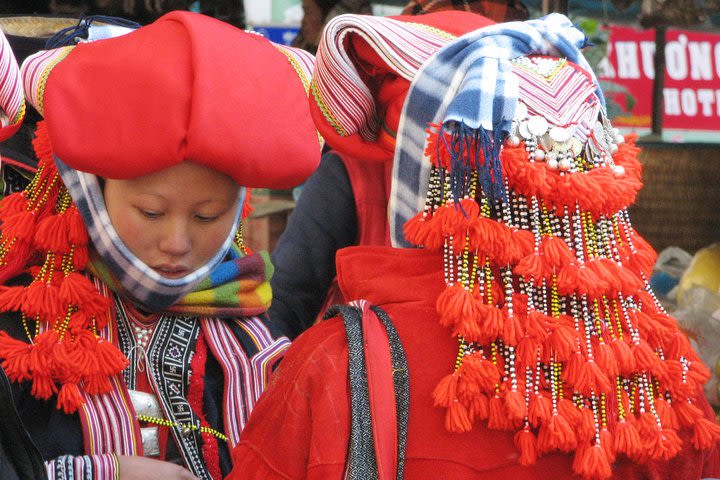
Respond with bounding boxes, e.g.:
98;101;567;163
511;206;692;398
104;162;240;279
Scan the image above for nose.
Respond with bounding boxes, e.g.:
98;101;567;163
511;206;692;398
158;218;192;257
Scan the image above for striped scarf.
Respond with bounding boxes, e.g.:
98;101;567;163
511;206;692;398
389;13;601;247
89;244;274;318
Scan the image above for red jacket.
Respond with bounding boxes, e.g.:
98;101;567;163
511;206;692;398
231;246;720;479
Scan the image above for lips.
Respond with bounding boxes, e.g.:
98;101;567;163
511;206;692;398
153;264;190;279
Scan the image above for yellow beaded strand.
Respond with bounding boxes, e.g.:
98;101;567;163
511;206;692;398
136;414;228;442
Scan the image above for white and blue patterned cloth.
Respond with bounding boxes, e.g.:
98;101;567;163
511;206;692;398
389;13;603;247
56;157;244;311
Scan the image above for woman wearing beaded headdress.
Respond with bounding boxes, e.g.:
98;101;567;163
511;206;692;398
230;12;720;480
0;11;319;479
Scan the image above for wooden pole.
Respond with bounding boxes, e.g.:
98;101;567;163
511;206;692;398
651;25;667;139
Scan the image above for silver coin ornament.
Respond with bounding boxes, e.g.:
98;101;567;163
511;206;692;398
527;116;549;136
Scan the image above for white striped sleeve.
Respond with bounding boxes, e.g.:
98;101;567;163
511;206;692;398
45;453;118;480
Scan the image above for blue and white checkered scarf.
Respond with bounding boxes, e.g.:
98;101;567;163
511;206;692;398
56;157;244;311
389;13;602;247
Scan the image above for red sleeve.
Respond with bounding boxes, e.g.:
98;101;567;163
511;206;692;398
229;318;351;479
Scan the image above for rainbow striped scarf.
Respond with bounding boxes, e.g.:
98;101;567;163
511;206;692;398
89;244;274;318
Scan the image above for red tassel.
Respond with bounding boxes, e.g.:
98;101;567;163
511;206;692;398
537;412;577;453
488;394;514;430
572;444;612;480
511;229;535;262
458;353;501;393
501;310;524;346
436;284;476;330
404;212;436;250
631;340;666;383
504;389;527;421
65;206;88;246
514;253;547;284
465;392;490;421
528;392;552;427
654;397;679;430
599;428;616;463
593;341;619;379
473;303;504;344
0;286;26;312
540;235;575;271
545;319;579;362
614;418;643;461
445;400;473;433
558;398;583;427
22;281;61;320
563;351;584;386
514;428;538;465
673;400;705;429
0;191;28;217
516;337;540;370
433;373;459;408
34;213;72;253
692;417;720;450
1;210;37;240
0;332;33;381
577;406;596;443
57;383;84;414
609;338;636;376
524;310;551;342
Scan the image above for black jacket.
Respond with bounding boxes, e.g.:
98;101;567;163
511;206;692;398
0;367;46;480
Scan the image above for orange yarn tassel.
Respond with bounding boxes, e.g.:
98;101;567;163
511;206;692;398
692;417;720;450
609;338;636;376
593;341;619;379
57;383;84;414
573;444;612;480
537;412;577;453
445;400;473;433
488;394;514;430
599;428;616;463
458;353;501;392
539;235;575;271
436;284;476;330
504;389;527;421
0;286;26;312
614;418;643;461
514;428;538;465
528;392;552;427
433;372;459;408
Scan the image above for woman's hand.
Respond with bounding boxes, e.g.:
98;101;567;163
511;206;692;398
117;455;199;479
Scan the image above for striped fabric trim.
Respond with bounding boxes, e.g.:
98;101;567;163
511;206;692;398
0;29;25;134
274;44;315;94
274;44;325;148
313;14;455;140
45;453;117;480
202;317;290;448
512;59;599;143
79;279;142;457
20;46;73;116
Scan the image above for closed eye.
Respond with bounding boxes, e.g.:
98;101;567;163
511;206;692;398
138;208;163;219
195;214;220;222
